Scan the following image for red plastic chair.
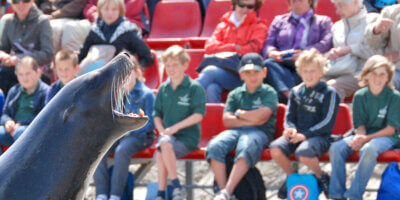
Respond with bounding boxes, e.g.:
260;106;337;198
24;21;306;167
146;0;202;49
259;0;289;28
142;51;161;89
315;0;341;22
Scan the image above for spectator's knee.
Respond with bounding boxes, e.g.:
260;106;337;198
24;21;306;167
160;141;173;152
271;147;284;159
360;144;378;162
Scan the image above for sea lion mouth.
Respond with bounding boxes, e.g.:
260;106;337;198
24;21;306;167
110;60;146;121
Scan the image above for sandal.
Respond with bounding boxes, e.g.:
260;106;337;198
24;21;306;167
213;189;231;200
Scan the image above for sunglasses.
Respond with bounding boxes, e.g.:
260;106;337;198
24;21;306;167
237;1;256;9
11;0;30;4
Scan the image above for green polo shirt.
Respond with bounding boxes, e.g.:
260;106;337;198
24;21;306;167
14;87;36;123
153;76;206;151
353;86;400;144
225;83;278;139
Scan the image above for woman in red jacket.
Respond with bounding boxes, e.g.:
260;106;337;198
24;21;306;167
196;0;267;103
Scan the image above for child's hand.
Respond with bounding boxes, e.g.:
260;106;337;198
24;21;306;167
164;126;179;136
5;120;15;134
348;135;367;151
283;128;296;139
289;133;305;144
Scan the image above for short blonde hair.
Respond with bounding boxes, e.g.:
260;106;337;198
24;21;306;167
55;49;79;67
359;55;394;88
295;48;326;73
97;0;126;19
161;45;190;65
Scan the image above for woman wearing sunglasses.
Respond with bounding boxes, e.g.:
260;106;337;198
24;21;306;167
196;0;267;103
262;0;333;103
0;0;54;96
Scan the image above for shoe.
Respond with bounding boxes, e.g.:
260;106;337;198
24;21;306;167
278;180;287;199
318;173;330;198
172;187;183;200
155;196;165;200
213;189;231;200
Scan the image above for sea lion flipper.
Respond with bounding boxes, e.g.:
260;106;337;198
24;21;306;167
63;105;76;123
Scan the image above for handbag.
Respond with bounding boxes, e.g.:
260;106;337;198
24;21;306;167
324;53;359;77
196;52;241;74
377;162;400;200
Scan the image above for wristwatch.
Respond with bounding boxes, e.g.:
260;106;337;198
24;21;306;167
234;110;240;118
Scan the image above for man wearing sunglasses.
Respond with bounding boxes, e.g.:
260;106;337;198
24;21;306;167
0;0;54;96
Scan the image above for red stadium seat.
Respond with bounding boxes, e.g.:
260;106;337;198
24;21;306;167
259;0;289;27
146;0;202;49
261;103;286;160
315;0;341;22
142;51;161;89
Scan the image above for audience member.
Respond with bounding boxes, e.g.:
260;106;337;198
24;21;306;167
45;49;79;104
270;49;340;199
364;0;397;12
365;3;400;89
196;0;267;103
262;0;333;103
84;0;149;35
325;0;381;102
329;55;400;200
0;0;54;96
78;0;153;75
36;0;91;52
94;57;155;200
153;45;206;200
206;53;278;200
0;56;49;155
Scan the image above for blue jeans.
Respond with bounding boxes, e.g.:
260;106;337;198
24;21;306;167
329;136;394;200
94;131;154;196
263;58;301;100
0;125;28;155
196;65;243;103
206;127;270;168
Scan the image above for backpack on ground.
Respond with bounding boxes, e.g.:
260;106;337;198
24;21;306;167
214;155;266;200
286;173;321;200
377;162;400;200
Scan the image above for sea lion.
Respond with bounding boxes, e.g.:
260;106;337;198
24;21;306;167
0;53;148;200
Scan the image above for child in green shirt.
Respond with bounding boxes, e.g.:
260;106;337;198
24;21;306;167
153;45;206;200
329;55;400;200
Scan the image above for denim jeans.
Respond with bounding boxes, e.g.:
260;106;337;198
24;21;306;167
329;135;394;200
0;125;28;155
94;131;154;196
206;127;270;168
263;58;301;100
196;65;243;103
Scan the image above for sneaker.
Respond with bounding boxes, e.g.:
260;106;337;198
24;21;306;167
213;189;231;200
278;180;287;199
318;173;330;198
172;187;183;200
155;196;165;200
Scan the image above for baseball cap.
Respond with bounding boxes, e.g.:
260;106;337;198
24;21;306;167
238;53;264;73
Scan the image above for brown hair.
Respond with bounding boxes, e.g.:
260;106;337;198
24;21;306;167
232;0;263;11
16;56;39;72
359;55;394;88
97;0;126;19
130;55;145;82
55;49;79;67
161;45;190;65
295;48;326;73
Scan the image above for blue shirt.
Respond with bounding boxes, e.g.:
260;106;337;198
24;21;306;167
124;81;155;135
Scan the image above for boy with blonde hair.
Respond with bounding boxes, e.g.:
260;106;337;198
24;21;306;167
45;49;79;104
270;48;340;198
0;56;49;154
153;45;206;200
329;55;400;200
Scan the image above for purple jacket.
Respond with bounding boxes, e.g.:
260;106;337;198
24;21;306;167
262;13;333;58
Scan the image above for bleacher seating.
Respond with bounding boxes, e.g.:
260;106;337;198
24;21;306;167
142;51;161;89
259;0;289;28
145;0;202;49
188;0;232;48
315;0;341;22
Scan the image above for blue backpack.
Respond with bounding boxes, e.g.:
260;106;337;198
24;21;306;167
378;162;400;200
287;173;321;200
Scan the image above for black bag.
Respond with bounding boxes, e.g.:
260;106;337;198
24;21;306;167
196;52;241;74
214;155;266;200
